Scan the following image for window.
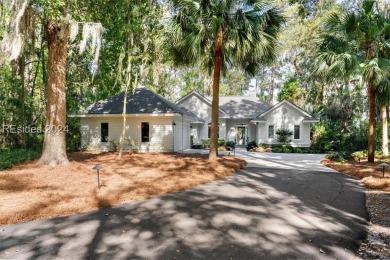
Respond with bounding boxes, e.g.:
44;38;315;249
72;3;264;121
141;122;149;142
268;125;274;139
294;125;300;139
101;123;109;142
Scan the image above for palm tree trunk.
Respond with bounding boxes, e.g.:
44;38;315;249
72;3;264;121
209;28;224;161
368;80;376;162
381;102;388;157
269;64;275;104
38;19;69;165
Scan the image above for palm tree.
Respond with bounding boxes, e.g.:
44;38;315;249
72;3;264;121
314;0;390;162
377;78;390;157
168;0;284;161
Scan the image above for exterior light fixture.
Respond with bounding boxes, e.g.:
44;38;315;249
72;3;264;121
93;164;103;188
378;163;389;178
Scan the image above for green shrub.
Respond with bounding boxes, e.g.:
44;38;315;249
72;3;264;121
258;143;268;148
201;139;210;145
218;139;225;146
276;129;293;144
282;145;293;153
191;144;203;149
0;149;40;170
311;121;367;154
294;147;302;153
272;147;282;153
225;141;236;148
351;150;367;159
246;140;257;151
124;136;139;151
326;152;348;162
109;139;119;151
66;118;81;151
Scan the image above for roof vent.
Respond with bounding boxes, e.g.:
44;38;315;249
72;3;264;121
282;107;288;115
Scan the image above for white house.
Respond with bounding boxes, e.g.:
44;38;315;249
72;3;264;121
75;87;319;152
73;87;202;152
176;90;319;147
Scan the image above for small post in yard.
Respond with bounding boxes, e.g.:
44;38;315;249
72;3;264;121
378;163;389;178
93;164;103;188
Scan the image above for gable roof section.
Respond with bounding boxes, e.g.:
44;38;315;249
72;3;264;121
218;96;272;118
176;90;229;115
81;87;201;121
257;100;315;119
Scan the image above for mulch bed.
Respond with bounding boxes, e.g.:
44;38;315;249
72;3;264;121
322;159;390;259
0;152;246;225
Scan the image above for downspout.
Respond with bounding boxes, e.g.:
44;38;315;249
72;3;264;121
182;114;184;153
172;120;175;152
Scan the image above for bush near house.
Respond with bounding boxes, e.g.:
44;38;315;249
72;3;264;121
269;144;320;154
276;128;293;145
218;139;225;146
191;144;203;149
0;149;40;170
225;141;236;148
200;139;210;148
246;140;257;151
109;139;119;151
199;139;225;148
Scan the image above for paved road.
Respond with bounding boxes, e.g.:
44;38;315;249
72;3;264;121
0;150;367;259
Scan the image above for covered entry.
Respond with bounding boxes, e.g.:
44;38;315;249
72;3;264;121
236;125;248;145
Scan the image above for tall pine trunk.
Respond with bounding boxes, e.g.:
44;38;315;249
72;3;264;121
38;19;69;165
381;102;388;157
209;28;224;161
367;80;376;162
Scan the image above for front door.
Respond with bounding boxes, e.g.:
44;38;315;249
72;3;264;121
236;126;247;145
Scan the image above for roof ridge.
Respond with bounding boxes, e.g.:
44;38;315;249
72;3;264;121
135;87;187;115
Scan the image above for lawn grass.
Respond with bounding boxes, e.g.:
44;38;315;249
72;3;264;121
0;149;40;170
0;152;246;225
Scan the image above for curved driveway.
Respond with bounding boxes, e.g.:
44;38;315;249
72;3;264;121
0;150;367;259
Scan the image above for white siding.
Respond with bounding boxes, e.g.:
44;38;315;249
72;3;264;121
80;116;174;152
177;94;211;141
219;118;227;140
257;103;311;147
225;119;255;144
173;115;192;151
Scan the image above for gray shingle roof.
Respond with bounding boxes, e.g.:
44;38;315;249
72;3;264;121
84;87;200;120
303;116;320;122
216;96;272;118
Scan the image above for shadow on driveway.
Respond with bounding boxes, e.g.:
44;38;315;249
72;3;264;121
0;153;367;259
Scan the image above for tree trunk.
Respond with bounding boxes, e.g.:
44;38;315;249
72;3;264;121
209;28;224;161
381;102;388;157
269;64;275;104
38;19;69;165
18;57;26;148
367;80;376;162
118;2;133;158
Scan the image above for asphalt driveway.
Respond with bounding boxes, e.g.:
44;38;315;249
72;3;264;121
0;150;367;259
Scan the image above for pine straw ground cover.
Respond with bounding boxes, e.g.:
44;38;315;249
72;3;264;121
0;152;246;225
322;158;390;259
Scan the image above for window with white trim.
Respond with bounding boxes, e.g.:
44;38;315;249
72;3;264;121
101;123;109;142
268;125;274;139
294;125;300;139
141;122;150;142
